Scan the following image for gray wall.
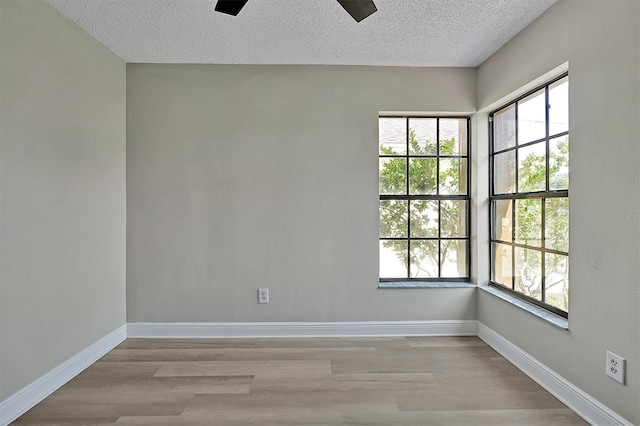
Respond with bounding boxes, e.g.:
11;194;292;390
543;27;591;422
0;0;127;401
476;0;639;423
126;64;477;322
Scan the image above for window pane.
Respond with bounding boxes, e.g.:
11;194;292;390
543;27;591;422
489;77;569;312
409;118;437;155
439;159;467;195
545;198;569;253
409;158;437;194
380;240;408;278
549;136;569;190
379;116;470;282
439;119;467;156
515;199;542;247
493;104;516;152
549;76;569;136
518;89;546;144
492;199;512;242
380;200;407;238
493;151;515;194
379;117;406;155
410;240;438;278
441;240;468;278
515;248;542;301
409;200;438;238
518;142;546;192
492;243;512;288
441;200;467;237
545;253;569;312
379;158;406;195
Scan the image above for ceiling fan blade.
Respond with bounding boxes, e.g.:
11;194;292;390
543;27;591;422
336;0;377;22
215;0;249;16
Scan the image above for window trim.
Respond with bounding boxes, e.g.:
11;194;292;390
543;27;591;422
488;73;569;318
379;115;471;282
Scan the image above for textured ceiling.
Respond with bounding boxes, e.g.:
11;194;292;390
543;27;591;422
48;0;556;66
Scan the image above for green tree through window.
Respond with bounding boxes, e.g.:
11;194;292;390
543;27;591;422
379;117;469;280
490;74;569;316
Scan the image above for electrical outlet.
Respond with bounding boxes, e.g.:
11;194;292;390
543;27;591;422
606;351;625;384
258;288;269;304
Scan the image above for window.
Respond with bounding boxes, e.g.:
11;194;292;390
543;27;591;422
379;116;470;281
489;74;569;317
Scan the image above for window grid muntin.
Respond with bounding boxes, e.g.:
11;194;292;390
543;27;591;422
489;73;569;317
379;116;471;281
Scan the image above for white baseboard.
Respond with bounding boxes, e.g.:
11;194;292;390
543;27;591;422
126;320;478;338
0;325;127;426
477;322;633;426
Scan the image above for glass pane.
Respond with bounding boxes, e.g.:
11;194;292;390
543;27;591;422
518;89;546;144
545;198;569;253
493;104;516;152
409;118;437;155
380;200;407;238
379;158;406;195
441;200;467;237
515;198;542;247
439;119;468;156
410;240;438;278
409;158;437;194
380;240;408;278
439;159;467;195
492;199;512;242
549;76;569;136
441;240;468;278
518;142;546;192
379;117;406;155
492;243;513;288
515;248;542;301
409;200;438;238
493;151;515;194
549;136;569;190
545;253;569;312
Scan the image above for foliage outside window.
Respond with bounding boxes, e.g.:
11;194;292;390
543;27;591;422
489;74;569;316
379;117;470;280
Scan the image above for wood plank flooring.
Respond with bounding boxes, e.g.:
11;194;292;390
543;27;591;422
13;336;588;425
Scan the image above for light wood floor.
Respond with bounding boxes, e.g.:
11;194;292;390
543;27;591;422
14;336;588;425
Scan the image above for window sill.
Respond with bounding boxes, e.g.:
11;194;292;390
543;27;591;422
478;283;568;330
379;281;476;289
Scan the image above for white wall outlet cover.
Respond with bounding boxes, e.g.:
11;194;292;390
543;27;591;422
258;289;269;304
606;351;625;384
